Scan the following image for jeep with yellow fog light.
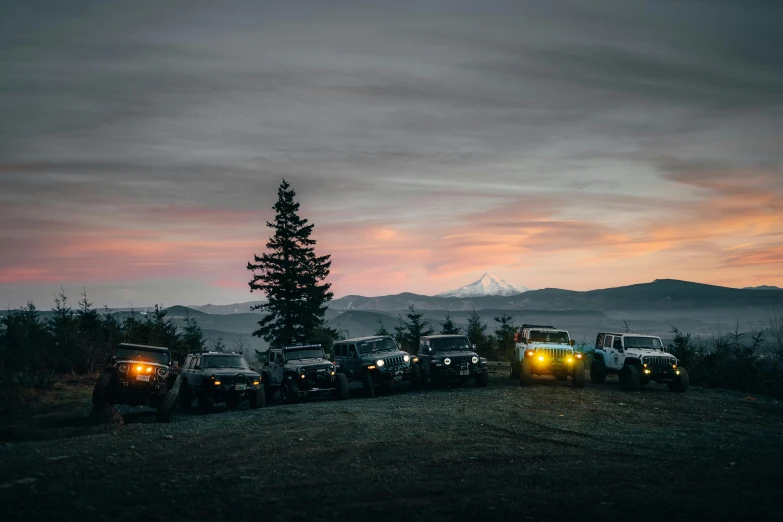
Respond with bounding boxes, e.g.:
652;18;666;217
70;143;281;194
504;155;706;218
417;335;489;388
333;335;419;397
591;332;688;392
513;325;585;388
179;351;266;413
263;344;349;404
91;343;181;422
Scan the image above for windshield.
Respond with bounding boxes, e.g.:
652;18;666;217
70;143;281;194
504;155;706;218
202;355;249;369
357;337;397;354
623;336;663;350
430;337;472;351
284;348;325;361
115;347;169;365
529;331;570;344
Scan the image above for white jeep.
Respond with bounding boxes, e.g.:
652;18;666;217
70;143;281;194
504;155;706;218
591;332;689;392
511;324;585;388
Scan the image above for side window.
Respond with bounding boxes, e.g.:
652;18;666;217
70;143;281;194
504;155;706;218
614;337;623;350
596;334;604;350
277;351;284;363
194;356;201;369
337;344;345;357
348;344;357;358
604;335;613;349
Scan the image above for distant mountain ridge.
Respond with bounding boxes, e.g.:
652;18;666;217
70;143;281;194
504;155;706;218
438;272;530;297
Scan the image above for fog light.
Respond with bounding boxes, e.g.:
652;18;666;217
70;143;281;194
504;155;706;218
214;381;221;385
301;374;305;379
644;369;651;374
527;351;534;357
136;365;143;372
676;370;680;375
673;364;677;369
252;381;259;385
331;371;335;376
538;356;545;362
567;357;573;363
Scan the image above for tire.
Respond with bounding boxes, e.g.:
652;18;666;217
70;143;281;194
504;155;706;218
510;360;520;379
333;373;349;400
249;385;266;408
281;378;300;404
519;357;533;386
475;372;489;388
572;359;586;388
430;369;444;389
619;364;641;391
668;368;690;393
156;376;180;423
362;371;375;398
92;373;116;405
590;358;607;384
198;392;214;414
263;373;275;402
410;364;422;390
179;380;191;409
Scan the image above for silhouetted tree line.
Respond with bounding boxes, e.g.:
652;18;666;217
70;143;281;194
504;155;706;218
0;290;209;405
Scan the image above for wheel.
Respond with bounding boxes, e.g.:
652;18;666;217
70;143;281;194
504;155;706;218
430;369;444;389
571;359;586;388
519;357;533;386
249;385;266;408
590;358;607;384
198;392;214;413
510;360;520;379
225;396;240;409
410;364;422;390
619;364;641;391
475;372;489;388
281;378;300;404
362;371;375;398
667;368;689;393
156;376;180;423
332;373;349;400
92;373;116;405
178;380;191;409
263;373;275;402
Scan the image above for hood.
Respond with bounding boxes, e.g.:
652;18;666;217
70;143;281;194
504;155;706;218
205;368;260;378
627;349;674;359
432;350;479;359
527;343;573;351
285;359;334;369
361;349;409;360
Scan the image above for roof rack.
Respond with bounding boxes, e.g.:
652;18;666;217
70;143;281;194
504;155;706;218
521;324;555;330
280;344;323;350
188;350;242;355
119;342;169;352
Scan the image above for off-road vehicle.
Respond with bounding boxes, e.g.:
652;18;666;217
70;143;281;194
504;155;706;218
178;351;266;413
417;335;489;388
591;332;689;392
263;344;349;404
332;335;419;397
512;325;585;388
92;343;180;422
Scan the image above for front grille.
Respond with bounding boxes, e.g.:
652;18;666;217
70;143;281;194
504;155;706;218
304;366;333;380
644;356;675;367
537;347;572;359
450;356;471;365
383;355;405;368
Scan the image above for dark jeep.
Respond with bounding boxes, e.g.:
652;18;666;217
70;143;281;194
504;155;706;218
92;343;180;423
333;335;420;397
178;351;266;413
263;344;349;404
417;335;489;388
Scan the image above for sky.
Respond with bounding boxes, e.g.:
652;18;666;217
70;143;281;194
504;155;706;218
1;0;782;308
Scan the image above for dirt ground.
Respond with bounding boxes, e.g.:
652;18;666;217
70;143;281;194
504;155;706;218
2;373;783;522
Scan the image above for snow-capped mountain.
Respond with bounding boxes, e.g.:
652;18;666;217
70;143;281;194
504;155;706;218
438;273;530;298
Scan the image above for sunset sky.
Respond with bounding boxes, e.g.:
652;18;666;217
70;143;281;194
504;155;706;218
1;0;782;308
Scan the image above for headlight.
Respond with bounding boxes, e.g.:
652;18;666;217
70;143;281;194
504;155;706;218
403;354;410;363
444;358;451;365
118;364;128;373
157;368;167;377
376;359;385;367
471;356;478;364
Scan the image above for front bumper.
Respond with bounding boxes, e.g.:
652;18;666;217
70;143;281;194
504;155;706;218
642;366;682;382
525;354;583;375
432;364;488;381
297;374;338;394
372;365;413;385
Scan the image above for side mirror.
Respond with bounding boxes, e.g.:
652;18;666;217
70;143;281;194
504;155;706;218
569;340;575;346
173;361;180;369
471;344;477;350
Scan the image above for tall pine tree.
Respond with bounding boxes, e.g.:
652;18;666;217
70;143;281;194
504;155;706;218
247;179;333;347
440;311;461;335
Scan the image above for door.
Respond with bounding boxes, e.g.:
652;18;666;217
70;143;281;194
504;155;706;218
602;335;620;370
346;344;359;377
271;350;284;385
